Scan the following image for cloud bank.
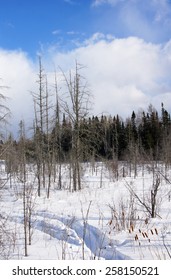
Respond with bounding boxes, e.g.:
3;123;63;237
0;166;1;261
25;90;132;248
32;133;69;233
0;35;171;137
49;35;171;116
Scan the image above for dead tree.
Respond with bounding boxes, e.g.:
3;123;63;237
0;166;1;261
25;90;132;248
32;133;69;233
45;77;54;198
52;72;62;189
61;62;92;191
32;57;47;196
18;120;28;257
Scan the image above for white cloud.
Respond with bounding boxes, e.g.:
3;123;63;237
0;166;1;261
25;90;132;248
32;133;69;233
83;32;114;45
0;49;37;136
48;36;171;117
1;35;171;137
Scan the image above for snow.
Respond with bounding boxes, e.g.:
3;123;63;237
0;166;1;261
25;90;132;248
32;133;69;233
1;161;171;260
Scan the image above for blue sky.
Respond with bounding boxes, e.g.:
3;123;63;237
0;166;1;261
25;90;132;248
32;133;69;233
1;0;171;56
0;0;95;56
0;0;171;136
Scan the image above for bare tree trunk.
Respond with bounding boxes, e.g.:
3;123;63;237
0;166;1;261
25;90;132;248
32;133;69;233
19;120;28;257
23;180;28;257
32;57;47;196
151;175;160;218
54;72;62;190
60;61;91;191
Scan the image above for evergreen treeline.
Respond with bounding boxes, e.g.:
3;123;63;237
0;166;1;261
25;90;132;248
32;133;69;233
7;102;171;164
58;103;171;162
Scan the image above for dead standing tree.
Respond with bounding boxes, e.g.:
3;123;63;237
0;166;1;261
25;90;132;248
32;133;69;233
18;120;28;257
32;57;47;196
51;72;62;190
61;62;92;191
45;77;54;199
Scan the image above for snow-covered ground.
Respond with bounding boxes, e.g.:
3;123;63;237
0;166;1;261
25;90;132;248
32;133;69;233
1;161;171;260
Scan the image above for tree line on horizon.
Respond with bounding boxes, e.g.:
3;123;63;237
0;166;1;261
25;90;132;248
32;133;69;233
3;102;171;163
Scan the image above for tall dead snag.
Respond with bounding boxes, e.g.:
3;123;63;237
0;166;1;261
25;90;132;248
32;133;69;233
61;62;91;191
18;120;28;257
45;77;54;199
51;72;62;189
18;121;37;255
32;57;46;196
